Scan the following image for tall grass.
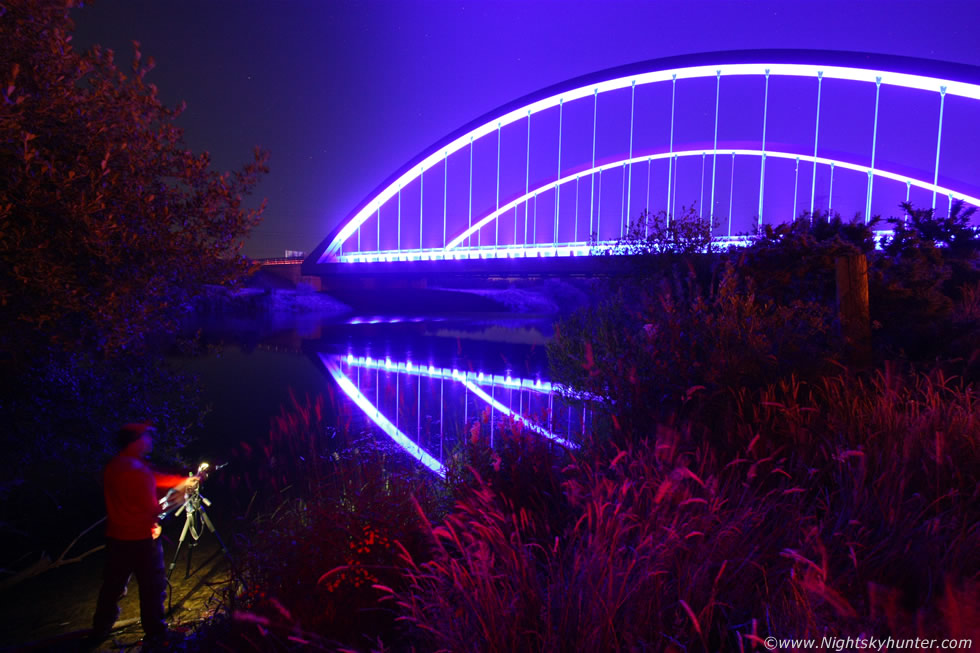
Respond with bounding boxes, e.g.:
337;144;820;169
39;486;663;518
198;391;445;651
390;370;980;651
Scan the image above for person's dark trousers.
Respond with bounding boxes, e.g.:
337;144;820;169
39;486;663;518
91;537;168;640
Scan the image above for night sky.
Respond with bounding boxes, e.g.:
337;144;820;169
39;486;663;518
71;1;980;259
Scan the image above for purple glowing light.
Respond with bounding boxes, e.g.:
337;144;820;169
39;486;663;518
323;59;980;260
332;145;978;264
442;149;980;252
334;353;577;445
323;359;446;477
459;378;578;449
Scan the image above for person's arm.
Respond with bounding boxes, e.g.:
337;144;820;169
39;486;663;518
153;470;198;491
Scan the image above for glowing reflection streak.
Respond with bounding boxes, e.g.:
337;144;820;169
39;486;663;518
340;353;558;393
335;354;581;449
458;378;578;450
324;359;446;477
323;61;980;259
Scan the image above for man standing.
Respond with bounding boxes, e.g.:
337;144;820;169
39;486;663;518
89;423;197;647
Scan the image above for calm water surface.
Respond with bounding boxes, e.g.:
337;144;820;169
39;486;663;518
175;312;592;477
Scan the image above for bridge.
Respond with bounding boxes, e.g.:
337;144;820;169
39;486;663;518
303;50;980;277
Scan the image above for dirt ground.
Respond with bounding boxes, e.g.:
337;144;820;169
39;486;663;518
0;525;232;652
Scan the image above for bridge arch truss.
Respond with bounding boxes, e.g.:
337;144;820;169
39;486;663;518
307;50;980;269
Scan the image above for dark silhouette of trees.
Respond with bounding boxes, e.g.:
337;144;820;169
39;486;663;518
1;0;268;358
0;0;268;563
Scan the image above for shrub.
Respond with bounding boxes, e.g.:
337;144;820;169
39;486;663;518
597;205;717;257
549;260;839;440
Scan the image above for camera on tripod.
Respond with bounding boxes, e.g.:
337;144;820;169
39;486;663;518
159;462;231;580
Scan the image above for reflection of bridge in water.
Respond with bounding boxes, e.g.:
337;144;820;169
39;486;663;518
319;352;590;477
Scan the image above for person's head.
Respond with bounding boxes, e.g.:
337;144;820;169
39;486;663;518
116;422;156;456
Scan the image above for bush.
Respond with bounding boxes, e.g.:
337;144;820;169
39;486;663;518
549;260;839;439
597;205;717;257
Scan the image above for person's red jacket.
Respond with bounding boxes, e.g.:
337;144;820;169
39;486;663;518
103;453;186;540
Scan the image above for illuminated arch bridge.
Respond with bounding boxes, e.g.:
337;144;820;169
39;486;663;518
305;50;980;271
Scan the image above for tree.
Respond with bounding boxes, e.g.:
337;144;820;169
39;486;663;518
0;0;268;358
596;205;717;256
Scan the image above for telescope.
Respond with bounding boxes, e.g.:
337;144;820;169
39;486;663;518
159;462;231;580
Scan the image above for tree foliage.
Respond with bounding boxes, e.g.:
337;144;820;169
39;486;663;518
596;205;717;257
0;0;268;357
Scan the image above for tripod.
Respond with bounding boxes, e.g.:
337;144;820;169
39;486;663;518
166;478;230;580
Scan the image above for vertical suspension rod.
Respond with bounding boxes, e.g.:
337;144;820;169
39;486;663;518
932;86;947;211
626;80;636;234
555;99;563;245
419;165;424;250
710;70;721;224
865;76;882;223
829;162;835;212
443;151;448;248
596;169;602;241
525;110;531;246
667;74;676;225
495;122;501;249
468;136;474;248
758;69;770;230
590;88;598;238
699;152;706;220
645;157;651;235
620;162;626;237
728;152;735;237
792;157;800;220
574;175;580;243
810;71;823;218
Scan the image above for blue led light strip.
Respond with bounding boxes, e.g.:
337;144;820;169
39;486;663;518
325;61;980;258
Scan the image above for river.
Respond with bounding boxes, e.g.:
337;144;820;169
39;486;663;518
174;304;593;479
